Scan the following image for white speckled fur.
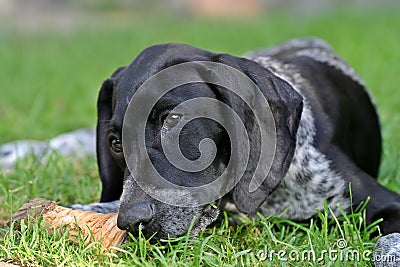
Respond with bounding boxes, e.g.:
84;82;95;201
295;48;364;86
250;53;350;220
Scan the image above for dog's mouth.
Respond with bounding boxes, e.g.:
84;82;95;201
117;177;222;239
128;219;161;240
119;203;220;240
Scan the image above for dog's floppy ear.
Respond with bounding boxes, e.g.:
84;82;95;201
214;55;303;213
97;67;125;202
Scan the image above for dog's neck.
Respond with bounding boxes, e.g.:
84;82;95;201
247;56;350;220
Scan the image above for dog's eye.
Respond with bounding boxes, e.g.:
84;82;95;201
163;113;181;129
109;137;123;153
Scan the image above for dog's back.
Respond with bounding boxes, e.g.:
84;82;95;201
246;38;381;178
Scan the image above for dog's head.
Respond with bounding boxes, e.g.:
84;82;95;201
96;44;303;239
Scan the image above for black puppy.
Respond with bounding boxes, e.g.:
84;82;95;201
71;38;400;239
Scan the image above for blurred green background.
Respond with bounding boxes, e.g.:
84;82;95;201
0;0;399;176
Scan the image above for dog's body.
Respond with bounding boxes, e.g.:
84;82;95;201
70;38;400;239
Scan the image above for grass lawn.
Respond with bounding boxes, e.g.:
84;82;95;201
0;8;399;266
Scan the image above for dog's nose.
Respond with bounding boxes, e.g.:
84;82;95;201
117;201;154;234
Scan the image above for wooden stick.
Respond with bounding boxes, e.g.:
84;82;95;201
11;198;127;251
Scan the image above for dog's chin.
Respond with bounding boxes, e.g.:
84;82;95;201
135;204;220;241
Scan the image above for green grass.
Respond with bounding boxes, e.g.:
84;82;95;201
0;155;382;266
0;8;400;266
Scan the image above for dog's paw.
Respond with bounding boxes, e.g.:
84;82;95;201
66;200;120;214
